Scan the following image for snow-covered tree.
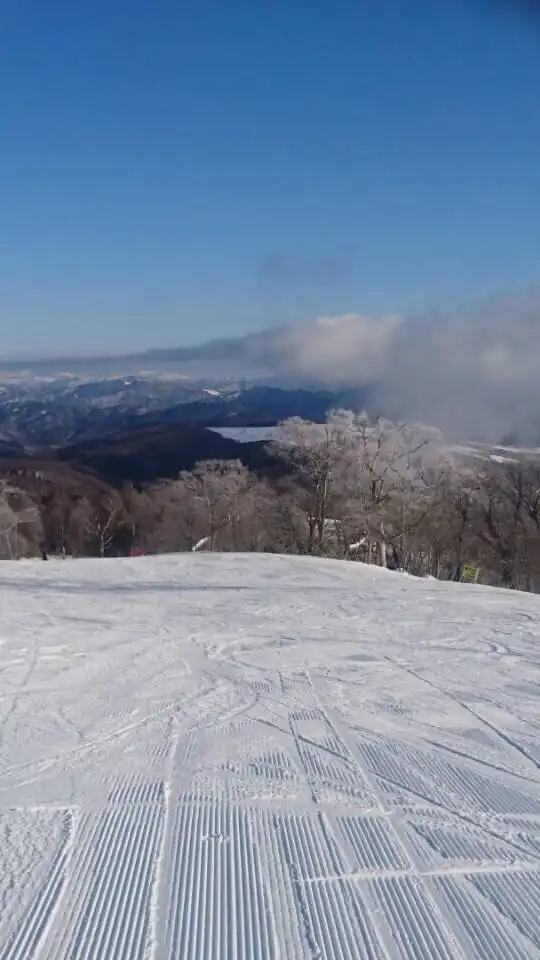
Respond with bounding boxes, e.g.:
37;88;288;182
269;416;347;554
271;411;441;564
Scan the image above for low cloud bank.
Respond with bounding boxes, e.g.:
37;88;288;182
248;292;540;443
7;291;540;444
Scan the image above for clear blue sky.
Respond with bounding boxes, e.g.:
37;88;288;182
1;0;539;357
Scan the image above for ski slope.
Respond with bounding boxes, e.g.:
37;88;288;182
1;553;540;959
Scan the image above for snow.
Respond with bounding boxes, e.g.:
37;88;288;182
209;425;285;443
1;553;540;958
211;427;540;469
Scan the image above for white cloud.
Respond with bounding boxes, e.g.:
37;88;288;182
277;313;402;381
254;292;540;442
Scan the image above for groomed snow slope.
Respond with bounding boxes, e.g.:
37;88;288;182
1;555;540;959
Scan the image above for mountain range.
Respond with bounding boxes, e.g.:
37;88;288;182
0;375;368;451
2;293;540;449
0;375;367;494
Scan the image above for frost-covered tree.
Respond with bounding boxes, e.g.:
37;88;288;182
269;416;348;554
178;459;251;551
335;413;440;567
271;411;440;564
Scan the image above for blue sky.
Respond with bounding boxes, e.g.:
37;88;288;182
1;0;539;357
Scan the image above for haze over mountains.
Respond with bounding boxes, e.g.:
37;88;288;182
2;291;540;446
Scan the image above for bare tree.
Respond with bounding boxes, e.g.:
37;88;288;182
0;490;17;559
260;479;309;554
473;464;528;588
0;483;41;559
3;407;540;593
178;460;251;551
289;411;437;565
87;494;125;558
405;460;483;580
270;411;440;565
141;480;202;553
120;482;159;554
269;416;347;554
520;464;540;532
41;490;73;557
345;415;437;567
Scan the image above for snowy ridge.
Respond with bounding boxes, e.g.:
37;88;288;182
1;552;540;957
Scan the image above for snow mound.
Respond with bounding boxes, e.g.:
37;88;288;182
1;552;540;958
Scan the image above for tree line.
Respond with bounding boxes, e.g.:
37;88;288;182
2;410;540;592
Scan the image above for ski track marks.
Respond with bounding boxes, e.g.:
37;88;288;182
39;782;165;960
434;874;540;958
0;810;74;960
161;800;277;960
365;876;465;960
276;811;387;959
3;553;540;958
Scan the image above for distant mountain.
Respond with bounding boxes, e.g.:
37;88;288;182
0;328;282;380
0;314;388;386
0;377;365;450
0;439;26;458
0;373;373;490
58;422;282;488
4;293;540;448
0;420;287;496
68;385;342;442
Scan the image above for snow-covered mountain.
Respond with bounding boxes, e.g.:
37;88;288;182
0;376;344;448
1;552;540;958
3;293;540;445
